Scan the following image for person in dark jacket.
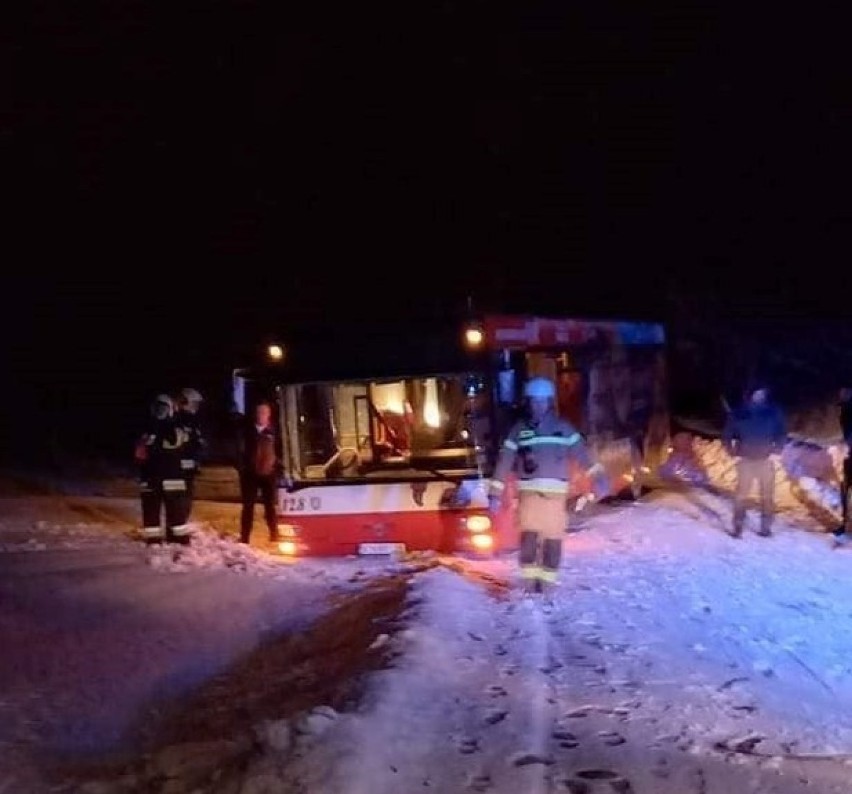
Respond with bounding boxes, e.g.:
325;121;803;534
722;384;787;538
235;400;281;544
832;387;852;546
134;394;191;544
174;387;205;503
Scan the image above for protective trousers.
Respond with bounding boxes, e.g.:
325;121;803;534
140;478;191;544
733;458;775;534
517;491;567;584
173;471;197;540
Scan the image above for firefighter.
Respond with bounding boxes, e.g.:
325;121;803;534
489;377;608;595
174;387;205;515
134;394;191;545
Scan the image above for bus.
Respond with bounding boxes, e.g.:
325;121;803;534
232;314;669;557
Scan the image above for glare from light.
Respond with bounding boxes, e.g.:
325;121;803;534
470;533;493;550
267;343;285;362
423;378;441;427
464;327;484;348
372;381;406;415
466;514;492;532
278;540;298;555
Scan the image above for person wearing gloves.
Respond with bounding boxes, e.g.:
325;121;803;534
722;383;787;538
489;376;608;594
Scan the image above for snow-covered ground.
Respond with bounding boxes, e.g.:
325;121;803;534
2;465;852;793
0;493;405;792
280;494;852;794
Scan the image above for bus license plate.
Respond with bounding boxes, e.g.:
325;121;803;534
358;543;404;556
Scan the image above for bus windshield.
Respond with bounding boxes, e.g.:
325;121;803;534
279;373;492;482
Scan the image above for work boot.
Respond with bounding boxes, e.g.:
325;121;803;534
728;525;742;539
522;578;541;595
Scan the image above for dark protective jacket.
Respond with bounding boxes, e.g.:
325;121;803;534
174;408;206;476
135;417;188;482
722;403;787;460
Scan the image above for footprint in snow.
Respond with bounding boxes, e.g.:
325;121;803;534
454;735;480;754
467;773;492;791
575;768;632;789
596;729;626;746
651;756;670;778
555;780;590;793
485;684;508;698
493;644;508;656
511;751;555;767
552;727;580;748
539;657;563;674
483;707;508;725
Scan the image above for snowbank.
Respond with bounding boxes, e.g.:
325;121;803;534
659;433;846;531
144;524;423;588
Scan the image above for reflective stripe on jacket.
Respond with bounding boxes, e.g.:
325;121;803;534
490;411;601;496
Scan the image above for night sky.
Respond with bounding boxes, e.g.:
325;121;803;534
6;4;851;461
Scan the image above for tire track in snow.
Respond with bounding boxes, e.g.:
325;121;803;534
311;568;525;794
512;597;554;794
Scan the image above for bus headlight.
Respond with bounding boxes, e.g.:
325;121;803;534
470;533;493;551
278;540;298;556
465;515;492;532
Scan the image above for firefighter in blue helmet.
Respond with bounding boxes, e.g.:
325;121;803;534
489;377;609;595
134;394;191;544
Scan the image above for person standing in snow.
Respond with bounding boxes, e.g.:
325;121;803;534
234;399;282;545
831;386;852;546
489;376;609;595
173;387;206;508
134;394;192;544
722;384;787;538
